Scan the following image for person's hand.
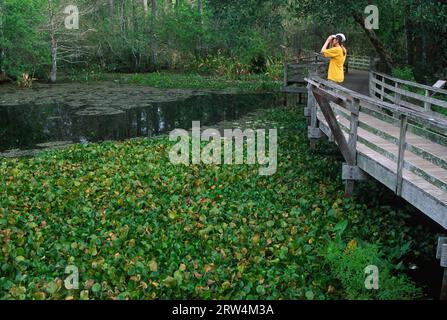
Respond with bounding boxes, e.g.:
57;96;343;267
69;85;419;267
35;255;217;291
327;35;334;42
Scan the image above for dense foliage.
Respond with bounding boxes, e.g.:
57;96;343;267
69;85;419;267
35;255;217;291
0;0;445;83
0;107;434;300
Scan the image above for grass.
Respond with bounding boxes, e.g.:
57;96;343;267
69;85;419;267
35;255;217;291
119;72;281;92
64;69;281;93
0;107;435;300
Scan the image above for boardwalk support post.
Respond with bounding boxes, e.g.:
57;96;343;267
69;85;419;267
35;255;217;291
344;98;361;196
342;165;367;181
437;237;447;300
311;86;361;197
396;114;408;196
307;83;321;150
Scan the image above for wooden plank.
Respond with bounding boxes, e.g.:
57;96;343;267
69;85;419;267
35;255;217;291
433;80;446;90
328;84;447;146
281;86;307;94
380;81;447;109
329;88;447;153
373;71;447;95
335;117;447;192
311;75;447;129
311;85;350;105
370;77;447;119
327;105;447;187
356;146;447;229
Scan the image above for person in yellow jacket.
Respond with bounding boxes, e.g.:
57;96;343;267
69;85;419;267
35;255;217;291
320;33;347;83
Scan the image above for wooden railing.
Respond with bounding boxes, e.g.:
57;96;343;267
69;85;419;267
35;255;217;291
283;61;326;88
282;52;328;95
348;55;371;71
305;75;447;229
370;71;447;116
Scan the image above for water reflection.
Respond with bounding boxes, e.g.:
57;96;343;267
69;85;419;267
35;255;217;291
0;93;280;152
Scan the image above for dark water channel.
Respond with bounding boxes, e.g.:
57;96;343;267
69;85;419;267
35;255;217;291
0;93;281;154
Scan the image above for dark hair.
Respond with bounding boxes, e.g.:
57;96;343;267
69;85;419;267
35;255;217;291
335;35;346;56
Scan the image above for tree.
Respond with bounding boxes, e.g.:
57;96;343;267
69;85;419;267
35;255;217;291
150;0;157;69
43;0;97;82
0;0;5;75
0;0;48;79
290;0;395;70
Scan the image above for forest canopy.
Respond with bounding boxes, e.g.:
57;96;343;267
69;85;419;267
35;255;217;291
0;0;446;83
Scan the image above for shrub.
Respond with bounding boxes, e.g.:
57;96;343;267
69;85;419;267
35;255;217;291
323;241;423;300
391;66;416;83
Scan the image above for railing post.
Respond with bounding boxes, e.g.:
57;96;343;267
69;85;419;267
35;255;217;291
380;75;385;101
393;82;402;119
344;97;361;197
396;114;408;196
437;237;447;300
424;89;431;112
394;82;401;105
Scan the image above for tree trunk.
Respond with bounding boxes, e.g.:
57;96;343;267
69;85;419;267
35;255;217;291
48;0;57;83
198;0;203;17
150;0;157;69
404;16;413;66
421;29;427;65
120;0;126;34
352;12;394;71
0;1;5;75
50;37;57;83
196;0;203;57
108;0;114;24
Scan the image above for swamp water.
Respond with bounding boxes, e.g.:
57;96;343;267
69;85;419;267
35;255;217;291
0;92;282;156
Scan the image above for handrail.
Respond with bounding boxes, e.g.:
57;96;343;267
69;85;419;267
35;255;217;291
305;74;447;230
373;71;447;95
348;55;371;71
306;76;447;131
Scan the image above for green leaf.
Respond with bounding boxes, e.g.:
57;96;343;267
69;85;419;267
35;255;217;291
80;290;89;300
92;283;101;293
163;276;177;288
305;290;314;300
149;260;158;272
46;282;57;295
334;220;348;233
256;285;265;295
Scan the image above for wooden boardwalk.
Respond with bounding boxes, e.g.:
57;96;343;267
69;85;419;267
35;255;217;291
299;66;447;230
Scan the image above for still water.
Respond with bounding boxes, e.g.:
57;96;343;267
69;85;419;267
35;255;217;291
0;93;281;153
